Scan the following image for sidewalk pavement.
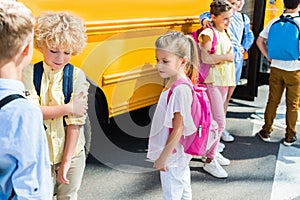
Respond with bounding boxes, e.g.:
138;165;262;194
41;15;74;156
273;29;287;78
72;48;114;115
78;85;300;200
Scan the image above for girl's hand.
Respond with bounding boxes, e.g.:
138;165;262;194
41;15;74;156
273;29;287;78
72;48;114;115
154;157;167;172
225;47;235;62
68;91;88;116
57;160;71;184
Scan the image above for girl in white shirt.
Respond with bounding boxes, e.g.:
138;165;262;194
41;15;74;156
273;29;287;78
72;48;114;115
147;30;199;200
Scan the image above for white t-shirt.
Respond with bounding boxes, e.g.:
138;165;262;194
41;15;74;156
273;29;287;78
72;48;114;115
259;12;300;71
147;84;195;168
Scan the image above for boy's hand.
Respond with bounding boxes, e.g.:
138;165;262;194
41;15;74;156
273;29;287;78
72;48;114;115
68;91;88;116
201;18;213;28
240;46;245;53
57;160;71;184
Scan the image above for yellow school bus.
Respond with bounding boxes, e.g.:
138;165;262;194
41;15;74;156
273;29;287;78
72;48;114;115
19;0;210;125
17;0;288;159
20;0;283;121
18;0;286;123
264;0;284;25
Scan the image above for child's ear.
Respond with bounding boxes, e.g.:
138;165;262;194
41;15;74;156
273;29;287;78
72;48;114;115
22;42;31;56
211;14;216;21
22;43;30;56
181;56;188;66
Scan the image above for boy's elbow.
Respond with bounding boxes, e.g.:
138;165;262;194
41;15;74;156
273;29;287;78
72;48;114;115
255;38;259;45
256;38;262;49
256;36;265;46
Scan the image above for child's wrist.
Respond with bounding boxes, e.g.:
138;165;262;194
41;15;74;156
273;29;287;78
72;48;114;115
201;18;209;26
64;103;72;115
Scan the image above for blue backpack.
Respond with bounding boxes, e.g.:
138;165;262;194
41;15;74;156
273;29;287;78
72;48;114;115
33;61;74;104
33;61;91;157
268;13;300;61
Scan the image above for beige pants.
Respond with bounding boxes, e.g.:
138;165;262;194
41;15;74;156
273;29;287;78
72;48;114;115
262;67;300;138
52;150;86;200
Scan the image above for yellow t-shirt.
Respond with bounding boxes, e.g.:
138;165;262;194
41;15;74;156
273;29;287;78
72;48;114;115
199;28;235;86
22;62;90;164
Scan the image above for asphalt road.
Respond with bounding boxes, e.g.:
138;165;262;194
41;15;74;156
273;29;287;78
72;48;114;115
78;85;300;200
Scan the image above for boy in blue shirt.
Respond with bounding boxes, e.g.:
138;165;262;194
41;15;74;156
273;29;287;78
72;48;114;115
0;1;52;199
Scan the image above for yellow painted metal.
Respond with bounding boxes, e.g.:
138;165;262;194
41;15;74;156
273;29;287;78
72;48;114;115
264;0;284;26
19;0;211;117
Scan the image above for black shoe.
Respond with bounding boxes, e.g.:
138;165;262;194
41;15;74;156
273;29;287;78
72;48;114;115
257;130;271;142
283;136;297;146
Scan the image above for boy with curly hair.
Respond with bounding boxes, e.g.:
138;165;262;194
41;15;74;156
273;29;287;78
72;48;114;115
22;11;89;199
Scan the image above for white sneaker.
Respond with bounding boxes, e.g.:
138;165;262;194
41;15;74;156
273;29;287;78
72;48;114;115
201;156;207;163
203;159;228;178
221;129;234;142
217;142;225;153
192;155;204;160
215;152;230;166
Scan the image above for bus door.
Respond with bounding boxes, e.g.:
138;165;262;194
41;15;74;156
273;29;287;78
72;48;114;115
232;0;284;101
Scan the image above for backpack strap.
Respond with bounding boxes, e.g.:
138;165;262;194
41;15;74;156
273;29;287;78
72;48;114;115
62;63;74;104
241;13;245;45
166;79;211;131
33;62;74;104
8;188;15;200
167;79;210;122
224;29;231;40
192;27;217;54
167;79;194;104
166;78;195;149
33;61;44;97
209;27;217;54
0;94;25;109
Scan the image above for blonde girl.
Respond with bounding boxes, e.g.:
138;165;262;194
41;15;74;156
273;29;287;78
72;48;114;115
147;30;199;200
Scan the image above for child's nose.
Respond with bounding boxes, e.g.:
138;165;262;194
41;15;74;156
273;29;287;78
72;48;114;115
156;63;162;69
56;52;64;60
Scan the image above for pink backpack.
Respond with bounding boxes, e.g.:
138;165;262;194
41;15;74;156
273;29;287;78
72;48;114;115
191;27;217;83
167;79;218;156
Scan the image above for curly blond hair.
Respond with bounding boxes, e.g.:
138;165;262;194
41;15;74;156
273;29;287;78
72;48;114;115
34;11;87;55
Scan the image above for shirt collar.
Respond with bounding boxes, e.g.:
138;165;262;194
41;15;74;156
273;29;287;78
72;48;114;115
283;12;300;17
0;78;25;94
43;61;64;75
